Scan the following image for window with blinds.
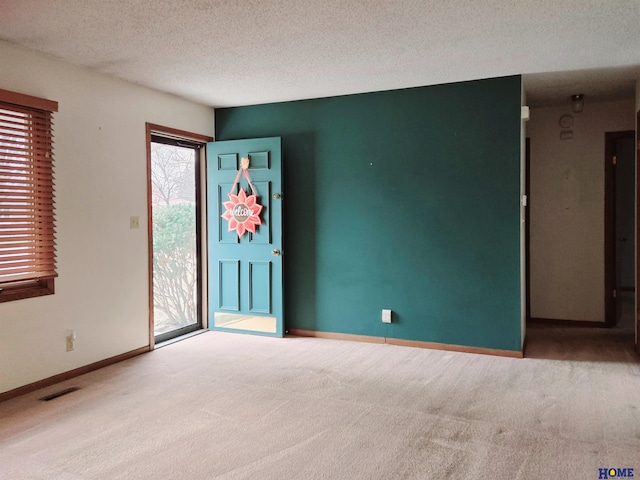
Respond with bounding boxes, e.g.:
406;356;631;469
0;88;58;302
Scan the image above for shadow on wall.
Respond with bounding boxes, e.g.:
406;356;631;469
282;132;317;331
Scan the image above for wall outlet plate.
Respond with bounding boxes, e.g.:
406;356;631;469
66;329;75;352
382;309;392;323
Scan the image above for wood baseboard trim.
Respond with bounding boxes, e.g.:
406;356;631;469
288;329;523;358
288;329;385;344
386;338;523;358
528;317;609;328
0;346;150;404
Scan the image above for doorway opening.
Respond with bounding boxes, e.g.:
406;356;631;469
146;124;212;346
524;102;638;360
637;111;640;354
604;130;635;332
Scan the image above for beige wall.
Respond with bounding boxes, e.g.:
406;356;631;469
0;41;214;394
528;98;635;322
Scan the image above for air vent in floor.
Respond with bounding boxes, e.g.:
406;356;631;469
39;387;80;401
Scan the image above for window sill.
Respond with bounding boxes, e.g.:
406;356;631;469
0;279;55;303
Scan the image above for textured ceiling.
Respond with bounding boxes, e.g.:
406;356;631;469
0;0;639;108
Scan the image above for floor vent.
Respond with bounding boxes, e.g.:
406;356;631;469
40;387;80;401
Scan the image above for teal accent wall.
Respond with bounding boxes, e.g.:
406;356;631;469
215;76;522;351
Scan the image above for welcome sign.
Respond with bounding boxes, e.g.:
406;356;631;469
221;187;263;238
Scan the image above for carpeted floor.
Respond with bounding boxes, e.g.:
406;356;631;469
0;325;639;480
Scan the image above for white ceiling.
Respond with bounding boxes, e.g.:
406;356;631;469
0;0;639;108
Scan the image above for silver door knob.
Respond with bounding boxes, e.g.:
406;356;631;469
272;249;281;256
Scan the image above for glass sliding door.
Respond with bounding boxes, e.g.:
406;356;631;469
150;134;202;343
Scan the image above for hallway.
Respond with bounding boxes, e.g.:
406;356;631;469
526;291;637;365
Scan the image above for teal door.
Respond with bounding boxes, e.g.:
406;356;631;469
207;137;284;337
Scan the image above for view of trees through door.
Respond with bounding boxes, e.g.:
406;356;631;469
150;135;201;343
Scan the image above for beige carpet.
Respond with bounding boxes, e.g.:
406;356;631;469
0;327;639;480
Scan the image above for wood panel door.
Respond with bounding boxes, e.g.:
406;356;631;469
207;137;284;337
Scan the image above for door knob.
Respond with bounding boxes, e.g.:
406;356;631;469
272;249;281;256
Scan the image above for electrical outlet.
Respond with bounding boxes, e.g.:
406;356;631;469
66;330;75;352
130;216;140;229
382;309;392;324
